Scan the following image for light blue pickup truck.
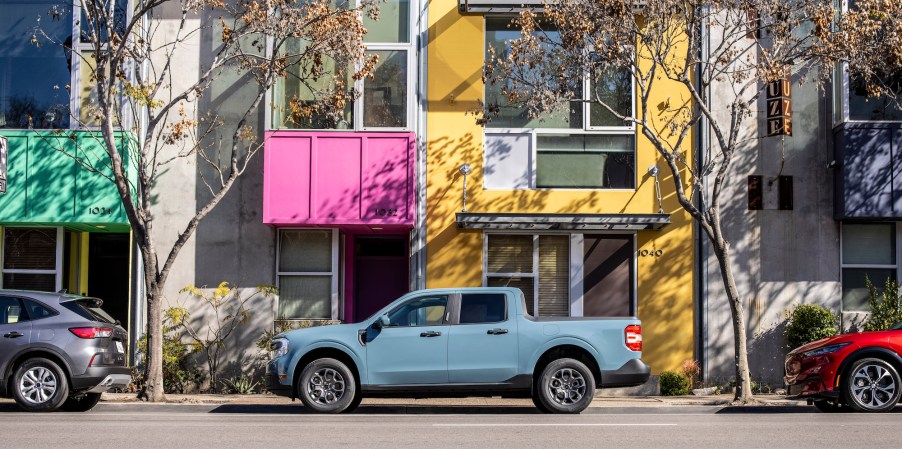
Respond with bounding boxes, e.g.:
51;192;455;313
265;287;649;414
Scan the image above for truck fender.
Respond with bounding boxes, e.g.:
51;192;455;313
290;340;369;386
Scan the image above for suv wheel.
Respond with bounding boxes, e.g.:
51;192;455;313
60;393;102;412
297;358;357;414
843;357;901;412
12;358;70;412
535;358;596;414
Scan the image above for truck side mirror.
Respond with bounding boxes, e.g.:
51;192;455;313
373;314;389;329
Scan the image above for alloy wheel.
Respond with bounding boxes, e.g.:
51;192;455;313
305;368;346;405
18;367;58;405
547;368;586;405
850;362;897;410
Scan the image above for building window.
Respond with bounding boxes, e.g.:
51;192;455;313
276;229;339;319
1;227;62;292
0;0;128;129
483;18;635;190
270;0;413;131
841;223;897;311
484;233;635;317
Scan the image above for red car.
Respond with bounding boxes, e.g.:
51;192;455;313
785;323;902;412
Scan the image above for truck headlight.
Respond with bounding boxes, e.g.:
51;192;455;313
271;337;289;359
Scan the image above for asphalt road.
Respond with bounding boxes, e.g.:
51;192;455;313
1;403;900;449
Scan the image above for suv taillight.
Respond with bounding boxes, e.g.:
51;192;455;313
69;327;113;339
625;325;642;351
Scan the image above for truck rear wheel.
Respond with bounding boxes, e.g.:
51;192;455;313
535;358;595;414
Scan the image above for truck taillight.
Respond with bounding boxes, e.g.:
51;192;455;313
69;327;113;339
624;325;642;351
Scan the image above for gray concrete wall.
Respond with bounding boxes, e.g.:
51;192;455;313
702;24;840;387
145;5;277;390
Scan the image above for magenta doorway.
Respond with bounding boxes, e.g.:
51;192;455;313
353;236;409;322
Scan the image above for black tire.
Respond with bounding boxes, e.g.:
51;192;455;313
813;399;846;413
297;358;357;414
60;393;102;412
342;390;364;414
11;358;70;412
842;357;902;413
531;393;553;413
535;358;596;414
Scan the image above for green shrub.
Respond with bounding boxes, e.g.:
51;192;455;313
785;304;839;349
864;277;902;332
222;376;260;395
134;322;202;394
659;370;690;396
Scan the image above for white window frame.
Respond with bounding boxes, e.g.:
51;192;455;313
275;228;341;320
482;231;637;317
266;0;417;132
839;222;902;312
482;17;638;191
68;0;133;131
0;226;64;292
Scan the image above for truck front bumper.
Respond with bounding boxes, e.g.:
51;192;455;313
600;359;651;388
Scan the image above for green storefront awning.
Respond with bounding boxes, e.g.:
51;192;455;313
0;130;137;233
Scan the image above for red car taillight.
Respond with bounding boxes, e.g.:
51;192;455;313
625;325;642;351
69;327;113;339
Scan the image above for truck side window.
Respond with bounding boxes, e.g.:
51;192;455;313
386;296;448;327
459;293;506;324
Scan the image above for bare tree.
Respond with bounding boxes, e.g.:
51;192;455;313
31;0;379;401
479;0;867;403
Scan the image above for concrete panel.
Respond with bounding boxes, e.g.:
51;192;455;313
484;133;531;190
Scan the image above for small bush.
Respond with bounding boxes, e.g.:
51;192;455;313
222;376;260;395
679;359;701;389
659;370;690;396
864;277;902;332
133;323;202;394
785;304;839;349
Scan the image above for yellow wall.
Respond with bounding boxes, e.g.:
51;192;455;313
425;0;695;373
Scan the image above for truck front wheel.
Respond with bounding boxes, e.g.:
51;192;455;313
297;358;358;414
535;358;595;414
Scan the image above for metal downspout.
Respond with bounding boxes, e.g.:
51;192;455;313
696;6;710;382
413;0;428;290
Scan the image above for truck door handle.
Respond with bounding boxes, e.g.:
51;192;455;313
487;329;508;335
420;331;442;337
4;332;24;338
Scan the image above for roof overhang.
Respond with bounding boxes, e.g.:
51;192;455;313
456;212;670;231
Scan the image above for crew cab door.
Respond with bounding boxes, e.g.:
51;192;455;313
447;292;519;383
366;294;450;385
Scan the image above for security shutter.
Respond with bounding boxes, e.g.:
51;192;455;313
486;234;533;274
2;228;57;291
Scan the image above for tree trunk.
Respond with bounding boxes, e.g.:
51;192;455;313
139;248;166;402
710;235;753;403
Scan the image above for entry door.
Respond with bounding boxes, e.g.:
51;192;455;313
447;292;519;383
88;233;130;330
366;294;449;385
354;236;408;322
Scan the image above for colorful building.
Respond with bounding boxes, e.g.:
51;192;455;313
424;0;696;374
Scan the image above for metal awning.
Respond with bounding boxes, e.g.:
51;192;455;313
456;212;670;231
458;0;646;13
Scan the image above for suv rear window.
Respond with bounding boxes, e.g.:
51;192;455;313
63;300;117;324
459;293;507;324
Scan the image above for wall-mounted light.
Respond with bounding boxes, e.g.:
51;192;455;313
459;163;472;213
648;165;664;215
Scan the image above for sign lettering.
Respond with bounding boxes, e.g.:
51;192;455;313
0;136;6;194
766;78;792;137
376;208;399;217
89;206;113;215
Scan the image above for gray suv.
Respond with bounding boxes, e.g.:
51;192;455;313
0;290;131;412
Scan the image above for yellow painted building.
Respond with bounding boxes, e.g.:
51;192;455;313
424;0;695;374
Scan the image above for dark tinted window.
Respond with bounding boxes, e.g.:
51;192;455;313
459;294;507;324
0;297;25;325
62;300;117;324
22;299;55;321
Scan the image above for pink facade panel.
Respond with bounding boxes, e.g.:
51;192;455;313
263;131;414;227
